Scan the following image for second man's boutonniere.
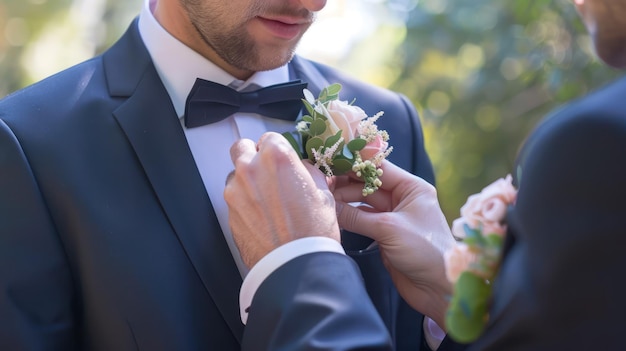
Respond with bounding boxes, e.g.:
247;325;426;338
444;175;518;343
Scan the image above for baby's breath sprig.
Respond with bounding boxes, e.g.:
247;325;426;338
352;156;384;197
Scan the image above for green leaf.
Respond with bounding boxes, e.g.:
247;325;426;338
309;118;327;136
302;100;316;116
347;138;367;152
484;233;504;249
332;157;354;175
319;87;329;102
312;110;328;121
282;132;303;159
302;115;314;123
324;130;344;149
318;83;342;103
305;137;324;160
301;135;311;159
445;272;492;344
325;83;342;101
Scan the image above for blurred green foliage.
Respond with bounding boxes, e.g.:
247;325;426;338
0;0;620;222
0;0;71;95
384;0;620;220
0;0;138;96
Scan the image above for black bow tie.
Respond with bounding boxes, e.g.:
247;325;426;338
184;78;308;128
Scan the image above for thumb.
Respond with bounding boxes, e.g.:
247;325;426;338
336;201;384;242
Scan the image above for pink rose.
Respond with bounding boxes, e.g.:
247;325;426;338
451;175;517;239
444;243;479;283
359;134;389;161
323;99;368;141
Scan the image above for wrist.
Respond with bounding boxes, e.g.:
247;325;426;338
415;271;452;329
425;287;450;331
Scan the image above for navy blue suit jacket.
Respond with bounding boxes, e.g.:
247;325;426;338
0;19;434;350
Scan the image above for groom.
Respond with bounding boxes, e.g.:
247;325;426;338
0;0;435;349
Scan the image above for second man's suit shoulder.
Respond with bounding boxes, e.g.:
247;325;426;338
521;75;626;153
539;75;626;129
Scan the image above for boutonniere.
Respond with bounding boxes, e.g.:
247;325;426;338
283;83;393;196
444;175;518;343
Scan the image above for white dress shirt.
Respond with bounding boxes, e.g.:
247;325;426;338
137;0;344;324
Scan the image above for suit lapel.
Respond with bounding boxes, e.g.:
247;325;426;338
104;19;244;340
289;56;329;97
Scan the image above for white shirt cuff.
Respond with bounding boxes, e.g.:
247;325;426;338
239;236;345;324
423;316;446;350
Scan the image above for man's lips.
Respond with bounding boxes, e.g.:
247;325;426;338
256;16;309;40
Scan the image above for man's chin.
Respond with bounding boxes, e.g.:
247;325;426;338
242;51;297;72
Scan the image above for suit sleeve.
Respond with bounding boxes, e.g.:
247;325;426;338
241;252;393;351
0;119;77;349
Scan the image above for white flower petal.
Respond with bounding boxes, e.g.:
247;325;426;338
303;89;316;104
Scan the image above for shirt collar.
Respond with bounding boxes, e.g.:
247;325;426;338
137;0;290;118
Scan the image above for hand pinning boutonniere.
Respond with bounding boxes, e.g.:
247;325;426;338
444;175;517;343
283;83;392;196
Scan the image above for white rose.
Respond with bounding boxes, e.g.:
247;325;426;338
320;100;368;141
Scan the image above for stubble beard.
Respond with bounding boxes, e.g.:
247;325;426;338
195;22;297;72
184;1;301;73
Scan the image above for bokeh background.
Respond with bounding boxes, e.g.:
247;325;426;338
0;0;620;222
